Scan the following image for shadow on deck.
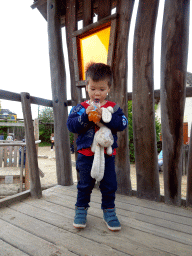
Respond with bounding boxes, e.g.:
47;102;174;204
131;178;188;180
0;185;192;255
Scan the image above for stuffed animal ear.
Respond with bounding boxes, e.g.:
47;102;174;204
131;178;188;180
91;130;98;153
106;146;113;155
102;108;112;123
107;106;114;113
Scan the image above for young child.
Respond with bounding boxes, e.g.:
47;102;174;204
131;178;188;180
67;63;128;231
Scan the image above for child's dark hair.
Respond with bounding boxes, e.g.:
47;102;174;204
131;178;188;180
85;62;113;87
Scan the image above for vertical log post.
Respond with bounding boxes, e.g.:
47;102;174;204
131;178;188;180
66;0;81;104
132;0;160;201
21;92;42;198
187;124;192;207
65;0;82;182
47;0;73;186
161;0;190;205
98;0;111;20
20;146;24;192
83;0;93;27
25;157;30;191
109;0;135;195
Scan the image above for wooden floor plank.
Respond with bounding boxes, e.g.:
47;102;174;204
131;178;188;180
40;192;192;235
37;192;192;247
0;239;29;256
44;186;192;226
0;218;76;256
54;185;192;218
1;185;192;256
0;206;128;256
10;196;192;256
7;200;171;256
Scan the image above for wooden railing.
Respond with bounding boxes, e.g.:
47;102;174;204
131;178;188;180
1;88;192;205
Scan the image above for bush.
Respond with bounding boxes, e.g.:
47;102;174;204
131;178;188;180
39;107;54;143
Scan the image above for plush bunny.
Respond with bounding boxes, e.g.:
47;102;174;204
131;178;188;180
91;107;114;182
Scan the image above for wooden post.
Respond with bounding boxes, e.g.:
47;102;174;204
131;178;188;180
132;0;160;201
98;0;111;21
187;124;192;207
83;0;93;27
161;0;190;205
109;0;135;195
20;146;24;192
65;0;81;104
25;156;30;191
65;0;82;182
47;0;73;186
21;92;42;198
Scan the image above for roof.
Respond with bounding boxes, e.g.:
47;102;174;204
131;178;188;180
31;0;117;26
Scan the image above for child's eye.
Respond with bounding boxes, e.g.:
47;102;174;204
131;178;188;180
101;89;104;91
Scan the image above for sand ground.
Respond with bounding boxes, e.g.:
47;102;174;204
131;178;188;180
0;146;187;199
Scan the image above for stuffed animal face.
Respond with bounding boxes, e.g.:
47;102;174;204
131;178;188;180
95;126;114;148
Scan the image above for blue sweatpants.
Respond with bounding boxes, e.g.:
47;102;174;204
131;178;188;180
75;153;117;209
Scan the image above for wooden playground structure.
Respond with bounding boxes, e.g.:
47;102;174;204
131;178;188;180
0;0;192;255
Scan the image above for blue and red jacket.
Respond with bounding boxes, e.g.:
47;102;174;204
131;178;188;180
67;101;128;155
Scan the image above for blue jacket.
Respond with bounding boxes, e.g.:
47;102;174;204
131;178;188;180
67;101;128;151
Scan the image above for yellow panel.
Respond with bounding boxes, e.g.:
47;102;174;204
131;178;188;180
79;26;111;80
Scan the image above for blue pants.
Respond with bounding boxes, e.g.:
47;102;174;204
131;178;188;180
76;153;117;209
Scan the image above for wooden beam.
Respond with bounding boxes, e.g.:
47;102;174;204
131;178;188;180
31;0;47;9
161;0;190;205
0;190;30;209
107;19;117;66
133;0;160;201
98;0;111;20
0;89;52;107
47;0;73;186
109;0;135;195
83;0;93;26
0;123;24;127
187;124;192;207
72;13;117;37
76;80;86;87
21;93;42;198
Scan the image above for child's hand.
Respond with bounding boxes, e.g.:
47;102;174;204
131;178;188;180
96;107;102;120
86;105;94;115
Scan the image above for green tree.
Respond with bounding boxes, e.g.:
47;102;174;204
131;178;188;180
39;107;54;143
128;101;161;163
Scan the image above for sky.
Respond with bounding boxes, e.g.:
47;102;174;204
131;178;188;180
0;0;192;119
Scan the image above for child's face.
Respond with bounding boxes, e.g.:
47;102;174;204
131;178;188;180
86;78;110;105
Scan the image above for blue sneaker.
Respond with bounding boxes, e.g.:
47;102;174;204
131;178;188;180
103;208;121;231
73;207;88;228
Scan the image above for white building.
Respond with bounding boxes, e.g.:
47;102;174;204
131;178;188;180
156;72;192;143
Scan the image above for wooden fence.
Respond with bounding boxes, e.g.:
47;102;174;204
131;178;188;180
1;87;192;206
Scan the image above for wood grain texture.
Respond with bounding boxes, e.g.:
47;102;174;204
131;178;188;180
109;0;135;195
47;0;73;186
65;0;82;104
1;185;192;256
161;0;190;205
21;93;42;198
98;0;111;20
107;19;117;66
132;0;160;201
83;0;93;26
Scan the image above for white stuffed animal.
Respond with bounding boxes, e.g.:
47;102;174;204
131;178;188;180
91;107;114;182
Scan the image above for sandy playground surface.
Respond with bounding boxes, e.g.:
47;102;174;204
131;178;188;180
0;146;188;199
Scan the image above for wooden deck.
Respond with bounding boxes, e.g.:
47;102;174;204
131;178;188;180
0;185;192;256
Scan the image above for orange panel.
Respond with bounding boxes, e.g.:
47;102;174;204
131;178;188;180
78;26;111;80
